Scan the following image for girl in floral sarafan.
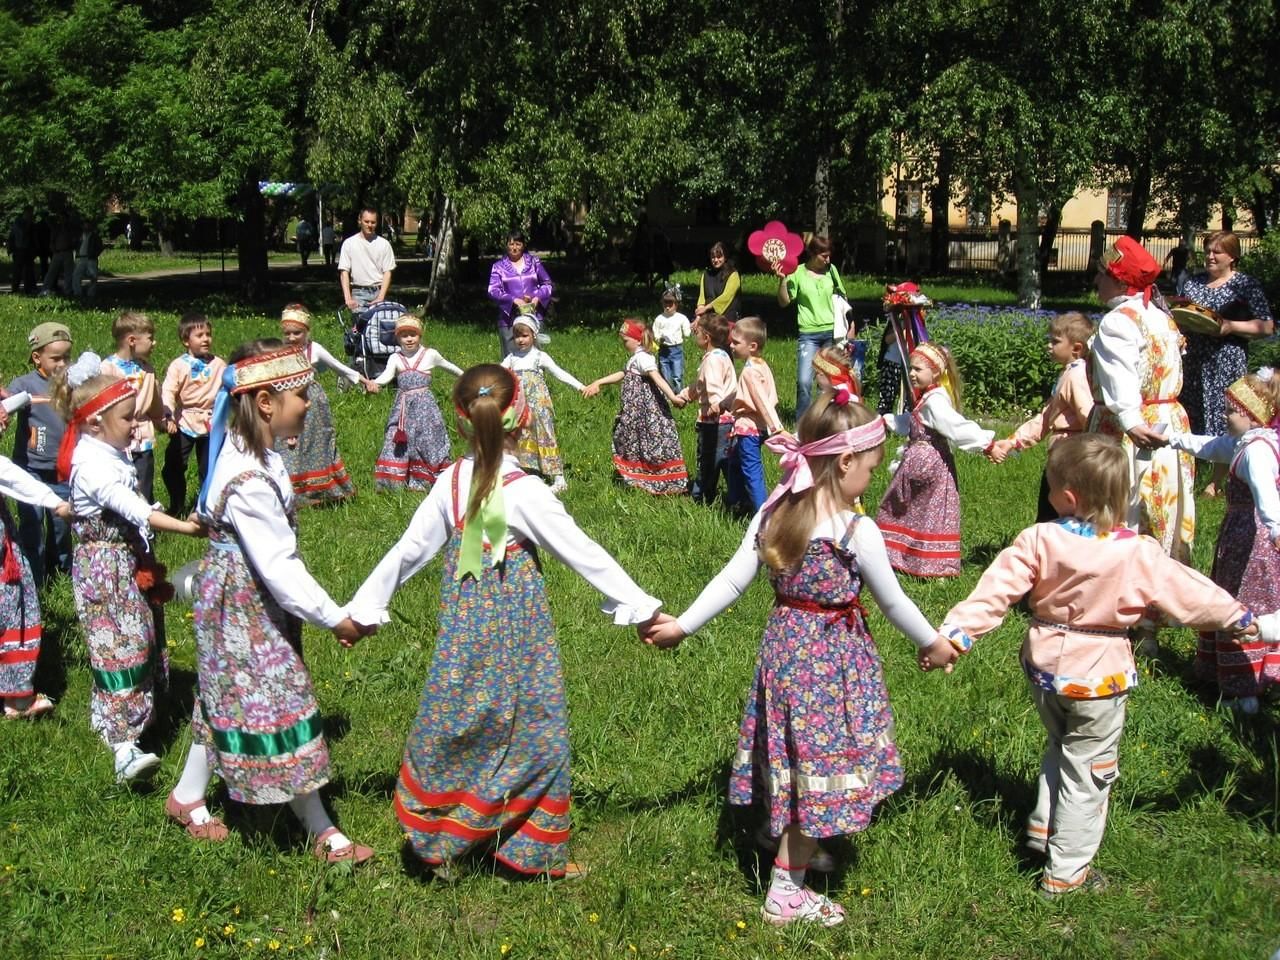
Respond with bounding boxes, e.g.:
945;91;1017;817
645;393;956;926
52;353;204;783
349;364;660;878
874;342;994;577
582;317;688;495
499;314;583;493
163;341;372;862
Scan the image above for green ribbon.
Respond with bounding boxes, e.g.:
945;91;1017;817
202;705;324;758
91;660;152;693
456;478;507;582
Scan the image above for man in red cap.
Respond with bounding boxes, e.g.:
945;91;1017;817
1088;236;1195;655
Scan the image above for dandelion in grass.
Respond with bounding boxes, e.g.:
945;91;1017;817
268;940;281;951
588;912;599;923
3;864;13;873
172;907;186;923
223;924;236;936
861;887;871;896
194;936;206;948
501;944;512;955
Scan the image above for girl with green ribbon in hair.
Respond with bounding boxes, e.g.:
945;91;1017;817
349;364;662;879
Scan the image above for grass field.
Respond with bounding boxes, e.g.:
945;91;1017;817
0;281;1275;960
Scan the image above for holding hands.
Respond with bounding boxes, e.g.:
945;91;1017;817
640;611;686;649
918;635;961;674
333;616;378;649
986;438;1017;464
581;382;601;398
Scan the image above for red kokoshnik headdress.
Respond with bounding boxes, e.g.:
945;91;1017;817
1100;235;1162;307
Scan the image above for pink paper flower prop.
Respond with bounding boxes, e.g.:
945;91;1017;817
748;221;804;275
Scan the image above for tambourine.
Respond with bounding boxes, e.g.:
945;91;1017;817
1169;303;1221;336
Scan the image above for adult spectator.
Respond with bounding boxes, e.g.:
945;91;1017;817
295;217;315;267
1179;230;1273;443
1088;236;1193;654
693;241;742;323
338;208;395;311
7;206;36;295
41;212;75;297
71;217;103;302
774;235;847;418
487;230;553;357
320;221;336;267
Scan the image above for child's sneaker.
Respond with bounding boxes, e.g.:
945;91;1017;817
114;745;161;783
754;825;836;873
761;886;846;927
1039;867;1109;900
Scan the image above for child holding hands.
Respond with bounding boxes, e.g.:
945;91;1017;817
101;312;164;502
349;365;661;877
874;342;994;577
675;313;736;504
727;316;786;514
164;342;373;860
646;393;955;926
931;434;1265;897
161;313;227;515
583;317;688;495
987;312;1094;521
500;314;584;492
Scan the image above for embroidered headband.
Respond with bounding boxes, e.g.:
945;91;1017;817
1226;374;1278;428
911;342;948;376
395;314;423;335
55;368;138;482
761;417;887;513
280;304;311;329
621;320;647;343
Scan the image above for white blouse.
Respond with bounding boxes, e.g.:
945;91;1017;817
501;348;584;391
1090;294;1178;432
202;438;346;628
0;456;62;510
653;312;691;346
307;341;363;385
884;389;994;452
1169;428;1280;537
348;453;661;627
675;510;938;649
373;347;464;386
69;435;153;537
625;351;658;375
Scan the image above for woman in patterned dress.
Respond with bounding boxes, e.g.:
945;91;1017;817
349;365;660;878
278;304;375;506
646;394;956;927
582;318;688;495
163;341;372;861
52;354;204;781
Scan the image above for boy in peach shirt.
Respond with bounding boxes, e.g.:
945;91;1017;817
676;313;736;505
726;316;785;514
100;312;164;502
160;313;227;514
930;435;1265;897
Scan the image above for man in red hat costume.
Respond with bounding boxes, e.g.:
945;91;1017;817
1088;236;1195;654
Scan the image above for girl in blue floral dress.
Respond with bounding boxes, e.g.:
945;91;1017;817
645;392;955;927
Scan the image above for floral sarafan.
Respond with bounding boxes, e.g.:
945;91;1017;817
748;221;804;275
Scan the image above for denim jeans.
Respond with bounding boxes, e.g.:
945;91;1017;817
727;433;767;514
16;470;70;585
657;344;685;392
795;331;833;420
690;420;732;503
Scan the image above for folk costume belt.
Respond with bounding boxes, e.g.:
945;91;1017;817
775;594;868;630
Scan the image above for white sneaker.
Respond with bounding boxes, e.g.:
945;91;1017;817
549;477;568;494
754;825;836;873
114;745;161;783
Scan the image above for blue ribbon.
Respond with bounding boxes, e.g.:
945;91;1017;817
197;367;238;516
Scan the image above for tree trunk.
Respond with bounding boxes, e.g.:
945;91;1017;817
1037;203;1061;274
1014;172;1041;309
427;194;457;310
236;175;270;301
929;149;951;274
156;221;175;257
814;151;831;238
1125;161;1151;239
1250;189;1271;236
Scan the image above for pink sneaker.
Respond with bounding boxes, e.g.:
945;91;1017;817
761;886;846;927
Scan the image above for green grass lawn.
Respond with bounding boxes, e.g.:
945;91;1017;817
0;287;1275;959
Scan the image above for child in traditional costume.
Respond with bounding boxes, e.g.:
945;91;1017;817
874;342;994;577
349;364;660;878
279;304;374;505
583;318;688;495
53;353;204;782
933;434;1264;896
645;393;955;926
1166;370;1280;713
164;342;372;861
499;314;583;493
373;315;462;491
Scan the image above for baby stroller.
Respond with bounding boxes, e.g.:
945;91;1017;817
338;300;408;384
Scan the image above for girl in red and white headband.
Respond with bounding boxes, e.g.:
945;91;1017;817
645;391;955;927
873;342;994;578
372;314;462;491
51;352;204;783
582;317;688;495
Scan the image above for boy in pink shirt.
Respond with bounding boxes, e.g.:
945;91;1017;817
160;313;227;514
676;313;736;505
727;317;785;514
929;434;1264;897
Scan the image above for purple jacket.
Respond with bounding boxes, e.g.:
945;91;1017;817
488;254;554;328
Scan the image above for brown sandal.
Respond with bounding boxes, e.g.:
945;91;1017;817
313;827;374;865
165;792;230;842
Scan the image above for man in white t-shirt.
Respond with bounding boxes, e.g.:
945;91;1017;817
338;208;396;310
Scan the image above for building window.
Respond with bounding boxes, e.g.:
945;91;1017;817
896;180;924;220
1106;184;1131;230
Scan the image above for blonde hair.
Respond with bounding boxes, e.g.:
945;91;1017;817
112;311;154;342
1044;434;1130;531
226;339;285;464
912;343;965;411
621;317;655;352
1049;311;1094;349
695;313;729;349
735;316;767;349
50;369;125;422
813;343;863;396
453;365;517;524
758;394;880;573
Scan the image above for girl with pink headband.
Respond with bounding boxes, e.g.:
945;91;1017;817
371;314;463;491
645;391;955;927
582;317;688;495
874;342;994;578
51;353;205;783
